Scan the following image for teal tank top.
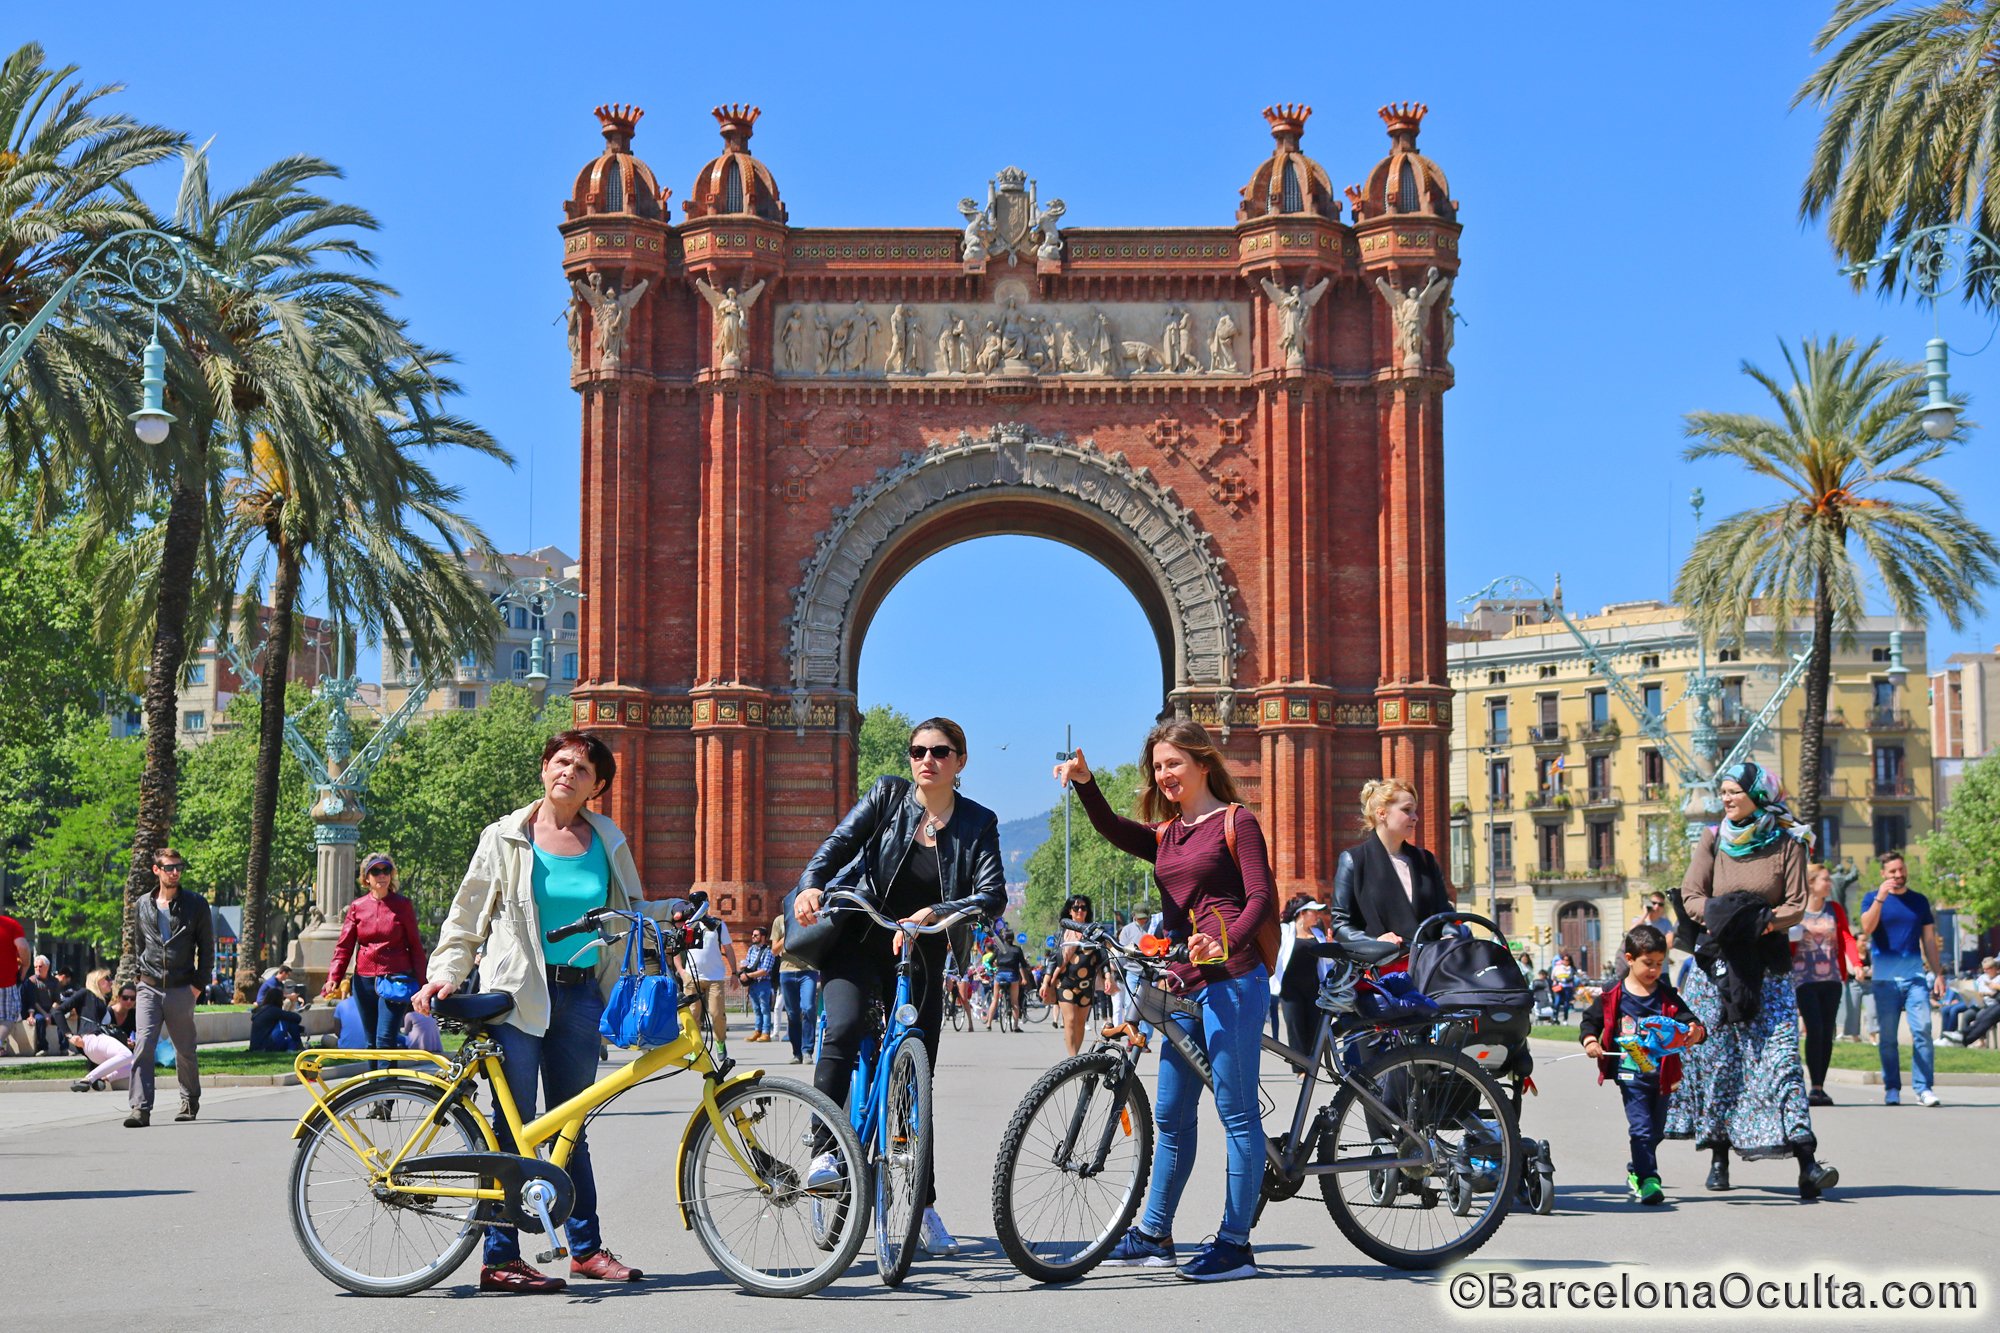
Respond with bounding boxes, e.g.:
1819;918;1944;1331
532;835;611;968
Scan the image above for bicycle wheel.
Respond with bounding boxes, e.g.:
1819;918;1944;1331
1316;1044;1521;1270
681;1076;869;1297
873;1036;934;1287
991;1051;1153;1284
289;1076;488;1296
1020;991;1049;1025
948;995;964;1033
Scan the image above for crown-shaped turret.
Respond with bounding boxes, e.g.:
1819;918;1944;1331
1346;102;1456;223
565;103;669;221
687;103;787;222
1237;103;1337;223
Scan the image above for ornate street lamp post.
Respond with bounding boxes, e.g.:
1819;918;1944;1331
1841;222;2000;440
0;228;200;438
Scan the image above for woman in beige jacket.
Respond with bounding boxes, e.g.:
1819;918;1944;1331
414;730;649;1294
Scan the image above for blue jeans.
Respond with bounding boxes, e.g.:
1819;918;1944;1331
352;974;409;1072
1141;966;1267;1247
1617;1070;1668;1180
747;979;776;1034
780;970;817;1059
1872;973;1935;1095
484;979;606;1265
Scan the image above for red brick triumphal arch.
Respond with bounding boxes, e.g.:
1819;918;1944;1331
559;101;1462;924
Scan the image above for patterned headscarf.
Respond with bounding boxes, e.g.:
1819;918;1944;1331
1715;761;1814;858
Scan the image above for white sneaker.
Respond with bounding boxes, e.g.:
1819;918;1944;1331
920;1206;959;1257
1918;1089;1943;1107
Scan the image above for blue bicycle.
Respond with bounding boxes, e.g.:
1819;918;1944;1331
816;889;976;1286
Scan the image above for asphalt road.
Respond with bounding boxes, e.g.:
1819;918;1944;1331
2;1022;1993;1329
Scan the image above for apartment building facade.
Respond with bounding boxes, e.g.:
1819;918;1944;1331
177;604;333;744
1930;645;1999;808
379;546;582;719
1448;598;1930;976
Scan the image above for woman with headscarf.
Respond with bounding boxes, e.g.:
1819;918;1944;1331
1663;761;1838;1201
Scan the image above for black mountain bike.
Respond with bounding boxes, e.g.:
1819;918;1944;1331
989;923;1522;1282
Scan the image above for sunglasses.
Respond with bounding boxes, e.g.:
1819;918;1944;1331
366;864;395;875
908;745;957;761
155;862;185;872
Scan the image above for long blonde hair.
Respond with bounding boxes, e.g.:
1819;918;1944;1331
1136;719;1243;822
1359;777;1418;832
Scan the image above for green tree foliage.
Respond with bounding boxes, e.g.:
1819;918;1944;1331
0;487;121;851
13;721;143;953
1919;757;2000;927
1797;1;2000;298
856;703;915;791
1020;763;1151;946
364;686;570;927
1674;336;1998;826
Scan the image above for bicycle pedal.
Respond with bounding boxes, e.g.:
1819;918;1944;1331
535;1243;571;1264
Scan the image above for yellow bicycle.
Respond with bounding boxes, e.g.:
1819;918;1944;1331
285;902;867;1297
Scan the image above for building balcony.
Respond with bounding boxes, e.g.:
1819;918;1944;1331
1486;726;1512;746
1816;779;1855;801
1526;722;1567;746
1714;702;1751;731
1483;792;1515;811
1578;720;1622;745
1824;709;1849;728
1871;777;1917;800
1582;785;1622;809
1488;864;1517;886
1866;708;1913;732
1524;789;1574;814
1526;867;1627;889
1638;782;1670;803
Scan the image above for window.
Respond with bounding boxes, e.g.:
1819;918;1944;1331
1641;748;1666;785
512;607;530;630
1538;824;1565;873
1280;161;1303;213
1872;814;1908;858
1490;824;1514;876
183;711;206;732
1537;754;1566;791
1871;646;1891;663
457;690;478;709
1588;820;1615;870
187;663;207;685
1643;818;1675;867
1487;759;1511;801
1494;898;1516;935
1641;653;1662;669
1816;815;1842;860
603;163;623;212
1450;822;1471;886
1716;648;1740;663
1486;669;1507;686
1642;683;1663;719
723;160;745;213
1487;698;1510;743
1538;664;1557;679
1875;745;1906;788
1537;693;1558;725
1820;743;1836;782
1396;159;1421;211
1872;678;1895;710
562;653;578;680
1588;689;1609;726
512;650;529;675
1587;753;1610;791
562;611;576;633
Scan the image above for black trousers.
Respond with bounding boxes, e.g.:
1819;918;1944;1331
1796;979;1842;1088
1281;995;1320;1057
812;928;948;1208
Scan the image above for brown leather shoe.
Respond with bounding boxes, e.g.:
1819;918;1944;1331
570;1248;643;1281
479;1260;567;1294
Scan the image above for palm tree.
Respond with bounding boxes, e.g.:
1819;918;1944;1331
1675;335;1998;828
220;349;505;996
1798;2;2000;295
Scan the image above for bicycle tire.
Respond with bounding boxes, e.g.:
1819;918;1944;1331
949;998;964;1033
872;1037;934;1286
681;1076;869;1297
991;1050;1153;1284
1316;1044;1522;1270
289;1076;487;1296
1020;992;1049;1025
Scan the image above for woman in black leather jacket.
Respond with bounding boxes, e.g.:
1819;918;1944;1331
1328;778;1452;955
791;716;1007;1257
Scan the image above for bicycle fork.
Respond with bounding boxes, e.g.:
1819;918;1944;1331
1054;1061;1137;1178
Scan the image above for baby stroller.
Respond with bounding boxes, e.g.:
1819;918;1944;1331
1406;911;1557;1215
1530;974;1559;1025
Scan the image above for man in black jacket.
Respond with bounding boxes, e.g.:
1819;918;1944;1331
124;847;213;1128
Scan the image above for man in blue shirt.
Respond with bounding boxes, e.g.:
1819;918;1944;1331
1859;852;1945;1107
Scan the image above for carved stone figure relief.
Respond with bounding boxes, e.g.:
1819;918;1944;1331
769;299;1252;379
695;276;767;369
786;422;1242;696
957;166;1065;267
1258;276;1329;371
1373;265;1450;371
571;271;649;370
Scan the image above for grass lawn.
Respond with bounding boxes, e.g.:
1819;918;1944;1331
1530;1023;2000;1074
0;1048;307;1082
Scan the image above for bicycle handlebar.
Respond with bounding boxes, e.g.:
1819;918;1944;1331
545;893;711;945
820;889;978;936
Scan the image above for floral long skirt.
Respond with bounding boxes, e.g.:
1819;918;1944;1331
1663;963;1817;1160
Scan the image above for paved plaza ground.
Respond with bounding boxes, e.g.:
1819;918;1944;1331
2;1023;1993;1328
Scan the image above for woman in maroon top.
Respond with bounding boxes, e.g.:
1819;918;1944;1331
1055;719;1275;1283
323;852;428;1068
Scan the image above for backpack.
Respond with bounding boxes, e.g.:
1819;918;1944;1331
1408;925;1533;1044
1153;804;1281;975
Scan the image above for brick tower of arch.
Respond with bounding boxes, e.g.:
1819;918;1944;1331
559;100;1462;923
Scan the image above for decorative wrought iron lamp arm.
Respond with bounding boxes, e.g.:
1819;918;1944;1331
0;229;194;383
215;636;334;789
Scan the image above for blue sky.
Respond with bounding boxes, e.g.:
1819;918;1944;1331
28;2;2000;821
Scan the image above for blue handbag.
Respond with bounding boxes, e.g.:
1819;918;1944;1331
374;974;419;1005
599;919;682;1049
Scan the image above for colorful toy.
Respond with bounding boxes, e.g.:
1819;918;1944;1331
1616;1015;1696;1074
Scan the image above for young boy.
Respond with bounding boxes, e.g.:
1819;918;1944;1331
1580;923;1705;1205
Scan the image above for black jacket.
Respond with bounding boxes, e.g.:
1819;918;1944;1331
1329;835;1452;949
1695;890;1789;1026
133;889;215;988
800;776;1007;924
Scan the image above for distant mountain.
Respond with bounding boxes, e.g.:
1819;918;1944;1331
997;809;1053;882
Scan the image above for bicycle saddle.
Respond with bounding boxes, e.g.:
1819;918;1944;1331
1330;937;1404;966
433;992;514;1025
